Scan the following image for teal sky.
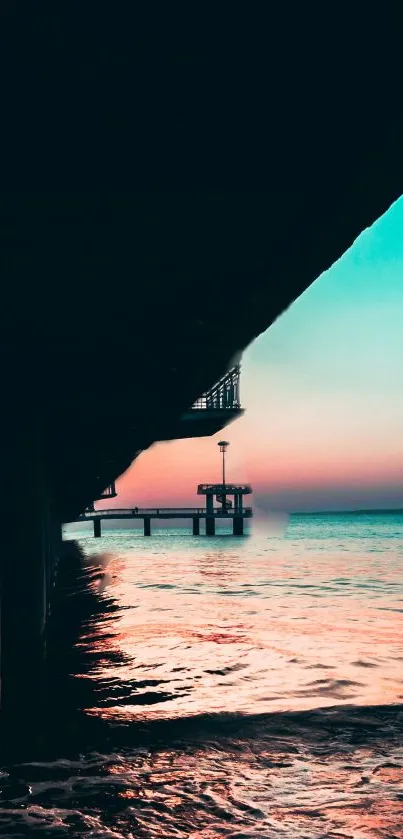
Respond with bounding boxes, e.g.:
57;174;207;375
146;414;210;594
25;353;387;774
115;196;403;512
238;195;403;510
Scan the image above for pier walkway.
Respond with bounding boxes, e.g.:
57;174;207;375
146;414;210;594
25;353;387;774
77;506;252;537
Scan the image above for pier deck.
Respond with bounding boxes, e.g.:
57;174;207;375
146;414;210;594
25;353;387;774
76;506;252;536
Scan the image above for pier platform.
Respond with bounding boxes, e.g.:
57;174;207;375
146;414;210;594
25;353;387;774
77;506;252;537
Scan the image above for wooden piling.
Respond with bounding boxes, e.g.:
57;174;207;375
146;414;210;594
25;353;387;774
206;517;215;536
233;516;244;535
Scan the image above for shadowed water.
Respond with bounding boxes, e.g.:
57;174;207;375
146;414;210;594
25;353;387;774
0;514;402;836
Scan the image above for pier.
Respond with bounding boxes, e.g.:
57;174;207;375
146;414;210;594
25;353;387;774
78;501;252;537
78;441;252;537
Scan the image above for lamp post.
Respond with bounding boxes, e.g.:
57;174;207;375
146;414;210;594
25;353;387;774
218;440;229;486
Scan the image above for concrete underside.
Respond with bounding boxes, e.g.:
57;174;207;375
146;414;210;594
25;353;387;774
0;6;402;710
0;7;402;525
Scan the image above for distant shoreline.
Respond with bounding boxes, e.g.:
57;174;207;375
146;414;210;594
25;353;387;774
291;508;403;516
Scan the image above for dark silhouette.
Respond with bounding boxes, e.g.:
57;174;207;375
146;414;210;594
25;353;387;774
1;3;403;714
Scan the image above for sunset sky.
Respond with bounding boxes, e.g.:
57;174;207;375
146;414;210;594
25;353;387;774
106;197;403;513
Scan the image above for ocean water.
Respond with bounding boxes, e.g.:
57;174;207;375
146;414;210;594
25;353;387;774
0;513;402;837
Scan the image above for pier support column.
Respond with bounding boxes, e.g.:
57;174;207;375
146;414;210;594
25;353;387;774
205;493;214;515
206;517;215;536
144;517;151;536
47;517;63;614
205;491;215;536
233;516;244;536
94;518;101;538
1;380;51;720
192;516;200;536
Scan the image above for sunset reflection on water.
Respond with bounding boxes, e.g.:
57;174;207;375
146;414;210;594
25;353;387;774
76;521;403;725
1;515;400;838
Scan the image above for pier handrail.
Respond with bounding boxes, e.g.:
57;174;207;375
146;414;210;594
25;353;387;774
77;506;252;519
191;364;241;411
197;483;252;494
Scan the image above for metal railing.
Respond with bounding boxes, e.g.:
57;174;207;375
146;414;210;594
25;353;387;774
197;483;252;494
98;483;117;498
191;364;241;411
78;506;252;519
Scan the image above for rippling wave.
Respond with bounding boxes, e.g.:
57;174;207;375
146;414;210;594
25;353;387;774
0;513;402;836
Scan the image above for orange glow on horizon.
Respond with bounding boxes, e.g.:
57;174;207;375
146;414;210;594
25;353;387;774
98;429;403;511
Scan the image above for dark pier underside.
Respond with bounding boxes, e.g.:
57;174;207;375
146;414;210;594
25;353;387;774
0;5;403;713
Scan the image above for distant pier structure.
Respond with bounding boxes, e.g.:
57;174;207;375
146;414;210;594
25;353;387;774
197;440;251;535
77;441;252;537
